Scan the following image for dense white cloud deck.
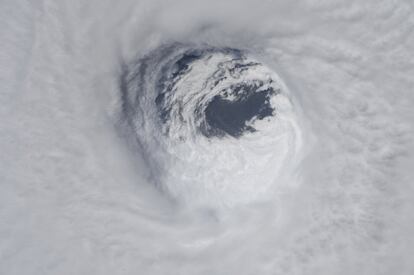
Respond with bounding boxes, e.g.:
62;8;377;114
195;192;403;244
1;0;413;274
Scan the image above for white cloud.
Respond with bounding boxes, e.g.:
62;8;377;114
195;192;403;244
0;0;413;274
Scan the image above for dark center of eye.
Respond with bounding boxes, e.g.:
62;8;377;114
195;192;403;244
202;84;275;138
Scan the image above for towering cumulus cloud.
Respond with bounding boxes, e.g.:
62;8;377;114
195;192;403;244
0;0;413;274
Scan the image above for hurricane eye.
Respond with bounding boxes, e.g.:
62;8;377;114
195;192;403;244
152;47;282;140
121;44;302;207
